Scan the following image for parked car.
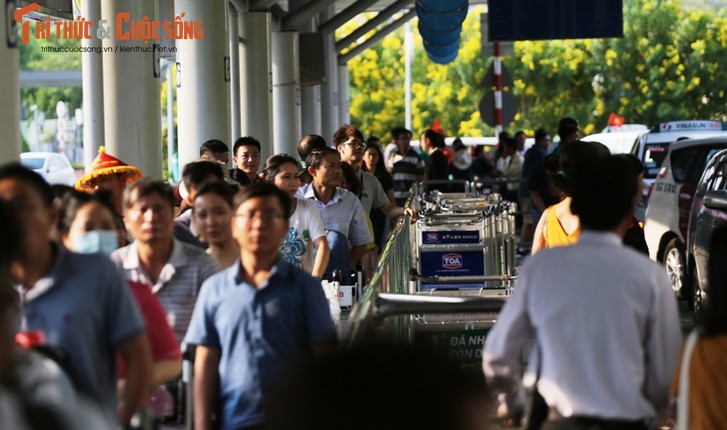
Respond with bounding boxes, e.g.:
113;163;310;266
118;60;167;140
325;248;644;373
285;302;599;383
630;120;727;220
686;148;727;316
581;128;646;155
643;137;727;297
20;152;78;187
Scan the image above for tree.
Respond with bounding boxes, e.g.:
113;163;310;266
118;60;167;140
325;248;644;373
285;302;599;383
593;0;727;126
19;22;82;118
345;0;727;138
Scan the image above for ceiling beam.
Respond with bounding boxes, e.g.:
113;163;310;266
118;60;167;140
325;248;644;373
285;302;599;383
335;0;412;52
318;0;380;35
338;8;416;65
282;0;337;29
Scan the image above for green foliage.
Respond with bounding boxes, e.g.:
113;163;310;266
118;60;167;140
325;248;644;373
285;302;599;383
346;1;727;138
19;22;82;118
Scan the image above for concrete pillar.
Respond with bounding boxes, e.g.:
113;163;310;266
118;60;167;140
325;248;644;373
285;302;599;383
228;3;241;143
240;12;273;161
0;1;21;162
82;0;104;167
301;85;322;136
175;0;230;172
337;64;349;125
272;31;301;156
101;0;162;178
319;8;339;143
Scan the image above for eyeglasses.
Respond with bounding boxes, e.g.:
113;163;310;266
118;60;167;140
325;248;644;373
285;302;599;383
234;211;286;223
342;140;365;149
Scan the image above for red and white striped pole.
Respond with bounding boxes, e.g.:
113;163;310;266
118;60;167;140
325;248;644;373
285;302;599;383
493;41;503;136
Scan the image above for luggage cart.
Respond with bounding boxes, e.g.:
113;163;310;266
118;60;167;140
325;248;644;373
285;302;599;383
406;182;517;365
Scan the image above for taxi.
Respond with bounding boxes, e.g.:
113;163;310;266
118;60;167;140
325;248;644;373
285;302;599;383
643;136;727;297
631;120;727;220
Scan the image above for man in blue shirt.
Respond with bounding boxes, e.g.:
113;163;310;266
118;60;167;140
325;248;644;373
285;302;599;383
185;182;336;430
0;163;152;426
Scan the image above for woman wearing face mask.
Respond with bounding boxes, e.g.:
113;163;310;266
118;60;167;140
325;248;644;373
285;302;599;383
58;191;182;419
192;181;239;269
263;154;330;279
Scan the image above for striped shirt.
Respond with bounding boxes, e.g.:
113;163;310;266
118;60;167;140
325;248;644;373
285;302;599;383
111;238;219;342
391;149;425;206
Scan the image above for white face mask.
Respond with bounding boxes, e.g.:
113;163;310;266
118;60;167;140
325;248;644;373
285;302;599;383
71;230;119;256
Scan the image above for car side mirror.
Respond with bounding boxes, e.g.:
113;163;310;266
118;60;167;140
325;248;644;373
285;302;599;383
703;189;727;210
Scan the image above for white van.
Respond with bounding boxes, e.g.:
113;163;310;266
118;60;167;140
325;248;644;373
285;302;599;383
581;127;647;154
643;136;727;297
631;120;727;220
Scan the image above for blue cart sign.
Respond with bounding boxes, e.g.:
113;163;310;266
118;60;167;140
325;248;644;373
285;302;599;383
420;249;485;290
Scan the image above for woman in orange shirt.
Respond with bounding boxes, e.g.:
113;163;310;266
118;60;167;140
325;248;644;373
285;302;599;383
531;141;610;254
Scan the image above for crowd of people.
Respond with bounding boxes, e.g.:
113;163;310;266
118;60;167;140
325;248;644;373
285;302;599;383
0;123;431;430
0;117;726;430
482;117;727;430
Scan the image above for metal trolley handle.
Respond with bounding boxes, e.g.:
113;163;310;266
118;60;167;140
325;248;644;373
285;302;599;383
409;268;516;284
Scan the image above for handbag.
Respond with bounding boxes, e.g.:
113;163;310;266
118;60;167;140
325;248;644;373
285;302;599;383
676;329;700;430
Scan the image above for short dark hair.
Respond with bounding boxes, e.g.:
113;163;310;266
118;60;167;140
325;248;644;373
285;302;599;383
558;140;610;194
423;129;445;149
333;125;364;147
0;163;54;207
534;128;549;141
266;343;489;430
570;155;638;231
365;136;380;145
200;139;229;157
515;130;526;138
263;154;300;183
193;181;236;209
182;161;225;191
297;135;328;162
614;153;645;175
391;127;411;140
557;117;579;140
123;178;175;212
58;189;117;236
306;147;339;171
233;182;292;218
503;137;518;151
233;136;261;155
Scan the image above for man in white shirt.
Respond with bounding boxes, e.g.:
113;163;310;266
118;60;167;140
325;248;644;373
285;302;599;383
296;147;373;278
483;155;682;430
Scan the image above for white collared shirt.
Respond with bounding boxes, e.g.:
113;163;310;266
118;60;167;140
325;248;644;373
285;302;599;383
111;238;219;341
483;231;682;421
296;184;373;246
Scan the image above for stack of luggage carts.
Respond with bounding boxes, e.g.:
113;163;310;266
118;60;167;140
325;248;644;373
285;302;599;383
409;181;517;366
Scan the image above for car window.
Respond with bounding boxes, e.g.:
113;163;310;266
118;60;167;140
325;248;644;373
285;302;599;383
670;147;702;183
20;157;45;170
706;162;727;192
643;143;670;178
671;145;727;185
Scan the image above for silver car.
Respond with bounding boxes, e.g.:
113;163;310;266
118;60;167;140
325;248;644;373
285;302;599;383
20;152;78;187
